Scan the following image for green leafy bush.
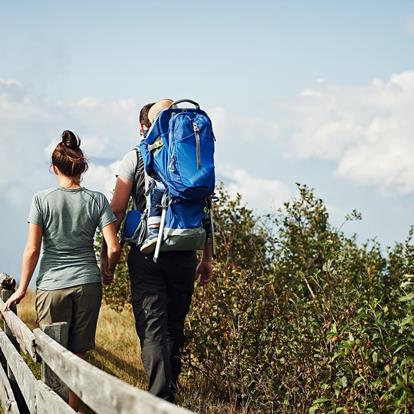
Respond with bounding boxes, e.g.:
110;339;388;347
183;185;414;413
98;184;414;413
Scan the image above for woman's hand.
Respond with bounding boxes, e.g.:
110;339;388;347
101;222;121;285
101;269;114;285
100;256;114;285
195;261;213;285
3;288;26;311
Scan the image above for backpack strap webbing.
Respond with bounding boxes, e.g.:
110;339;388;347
147;137;163;152
131;148;146;212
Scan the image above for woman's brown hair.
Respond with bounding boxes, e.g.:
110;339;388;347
52;130;88;177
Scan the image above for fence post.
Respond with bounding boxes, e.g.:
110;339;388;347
41;322;69;402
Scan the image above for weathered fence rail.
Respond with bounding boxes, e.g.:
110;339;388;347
0;273;193;414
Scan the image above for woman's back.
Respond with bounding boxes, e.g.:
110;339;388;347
29;186;115;290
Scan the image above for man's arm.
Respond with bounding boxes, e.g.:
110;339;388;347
111;177;134;232
100;177;133;278
195;238;213;285
195;199;214;285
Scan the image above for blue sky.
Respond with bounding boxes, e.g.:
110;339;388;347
2;1;414;100
1;1;414;278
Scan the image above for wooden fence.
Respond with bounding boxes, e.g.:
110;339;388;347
0;273;193;414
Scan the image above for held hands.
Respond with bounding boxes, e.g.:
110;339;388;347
101;271;114;285
3;288;26;311
195;260;213;285
100;256;114;285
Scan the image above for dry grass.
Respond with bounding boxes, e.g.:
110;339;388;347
17;289;37;330
89;305;147;389
18;290;147;388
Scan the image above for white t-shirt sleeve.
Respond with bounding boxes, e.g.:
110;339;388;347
117;150;137;181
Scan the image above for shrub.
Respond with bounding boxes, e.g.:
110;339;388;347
183;184;414;413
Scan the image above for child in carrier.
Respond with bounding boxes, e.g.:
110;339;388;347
140;99;173;254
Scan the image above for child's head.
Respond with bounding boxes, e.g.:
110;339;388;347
148;99;174;124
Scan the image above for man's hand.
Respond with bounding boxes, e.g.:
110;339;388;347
195;260;213;285
3;288;26;311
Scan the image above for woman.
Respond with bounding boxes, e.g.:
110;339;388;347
4;130;121;412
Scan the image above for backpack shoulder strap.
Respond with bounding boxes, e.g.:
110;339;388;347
131;147;146;211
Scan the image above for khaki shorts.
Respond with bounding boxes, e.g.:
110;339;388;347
36;283;102;353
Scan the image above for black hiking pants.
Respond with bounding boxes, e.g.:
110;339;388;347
127;246;197;402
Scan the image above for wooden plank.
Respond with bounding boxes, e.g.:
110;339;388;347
0;359;19;414
1;289;20;383
41;323;69;401
33;328;194;414
0;298;37;360
36;381;75;414
0;332;37;413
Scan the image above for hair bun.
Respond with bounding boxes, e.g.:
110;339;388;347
61;130;80;149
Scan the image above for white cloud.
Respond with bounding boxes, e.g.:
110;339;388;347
299;89;324;98
83;161;120;199
221;168;291;211
44;135;114;159
207;106;279;142
73;96;100;108
0;79;139;209
67;97;139;158
207;107;227;138
288;71;414;195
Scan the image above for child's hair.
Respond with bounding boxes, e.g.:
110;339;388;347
148;99;174;124
52;130;88;177
139;102;155;128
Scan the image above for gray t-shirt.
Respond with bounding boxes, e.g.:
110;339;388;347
28;187;116;290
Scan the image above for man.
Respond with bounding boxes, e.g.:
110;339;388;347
100;100;213;402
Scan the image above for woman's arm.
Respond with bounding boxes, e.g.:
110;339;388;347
4;224;42;310
101;222;121;284
100;177;133;277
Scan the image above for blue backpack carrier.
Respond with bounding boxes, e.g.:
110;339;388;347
139;99;216;261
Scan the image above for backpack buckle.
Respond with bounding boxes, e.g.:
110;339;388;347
147;137;163;152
